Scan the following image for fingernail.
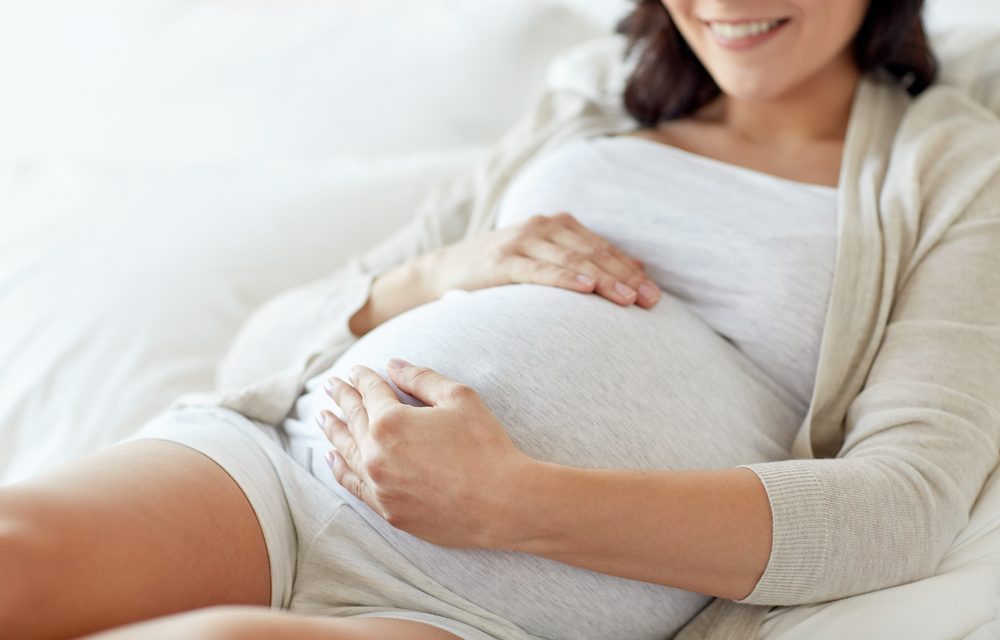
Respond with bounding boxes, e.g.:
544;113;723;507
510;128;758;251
348;367;359;384
576;274;595;286
388;357;411;370
614;282;636;298
315;412;326;429
324;378;340;396
324;450;338;470
638;282;660;302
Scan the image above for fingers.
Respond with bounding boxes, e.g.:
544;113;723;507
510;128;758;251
511;212;661;308
515;237;641;306
317;410;378;507
318;409;384;515
346;365;405;417
553;212;645;271
548;227;659;308
504;254;599;294
324;376;371;443
326;448;378;509
385;358;478;408
317;410;366;480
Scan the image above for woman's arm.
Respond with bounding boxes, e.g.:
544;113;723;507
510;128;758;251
347;254;437;338
215;231;429;390
494;462;773;601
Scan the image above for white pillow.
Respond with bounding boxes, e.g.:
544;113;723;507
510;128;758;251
0;153;481;483
926;0;1000;30
0;0;615;165
0;0;616;484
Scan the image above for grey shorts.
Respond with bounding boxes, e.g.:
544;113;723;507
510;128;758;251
130;405;539;640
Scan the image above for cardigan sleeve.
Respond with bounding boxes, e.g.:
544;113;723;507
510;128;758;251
733;132;1000;606
214;86;590;390
214;216;432;391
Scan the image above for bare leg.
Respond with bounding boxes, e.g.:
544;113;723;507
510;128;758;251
83;606;462;640
0;440;271;639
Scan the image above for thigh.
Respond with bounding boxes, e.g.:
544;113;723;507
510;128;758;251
0;440;270;639
83;606;463;640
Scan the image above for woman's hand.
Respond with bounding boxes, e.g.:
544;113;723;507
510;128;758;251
424;212;661;308
317;359;534;549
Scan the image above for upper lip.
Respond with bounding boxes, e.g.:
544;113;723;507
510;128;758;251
700;17;789;24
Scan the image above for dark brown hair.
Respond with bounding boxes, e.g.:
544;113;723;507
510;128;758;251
617;1;938;127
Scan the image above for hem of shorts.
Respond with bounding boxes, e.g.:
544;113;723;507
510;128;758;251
125;405;296;609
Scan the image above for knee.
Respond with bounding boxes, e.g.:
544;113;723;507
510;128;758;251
173;607;282;640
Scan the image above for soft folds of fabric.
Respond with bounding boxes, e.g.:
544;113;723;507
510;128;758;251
286;285;773;639
194;34;1000;640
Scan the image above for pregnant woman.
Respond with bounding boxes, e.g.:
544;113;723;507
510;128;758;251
3;1;999;639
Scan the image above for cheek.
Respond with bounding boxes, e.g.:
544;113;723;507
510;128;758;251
660;0;697;34
660;1;707;62
798;0;868;59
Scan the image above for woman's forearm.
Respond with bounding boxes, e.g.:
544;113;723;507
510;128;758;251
348;253;438;337
494;463;773;601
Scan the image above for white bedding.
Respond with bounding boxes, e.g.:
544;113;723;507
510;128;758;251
1;1;998;637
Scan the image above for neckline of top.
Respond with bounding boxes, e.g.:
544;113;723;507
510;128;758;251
592;133;840;196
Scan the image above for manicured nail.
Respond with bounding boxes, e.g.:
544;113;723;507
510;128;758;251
388;357;411;370
348;367;359;384
638;282;660;302
324;450;338;470
614;282;636;298
315;413;326;429
576;274;595;286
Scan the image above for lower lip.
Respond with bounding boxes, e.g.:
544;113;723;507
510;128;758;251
706;20;789;50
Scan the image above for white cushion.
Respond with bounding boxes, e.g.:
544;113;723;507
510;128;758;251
0;0;614;483
0;0;615;164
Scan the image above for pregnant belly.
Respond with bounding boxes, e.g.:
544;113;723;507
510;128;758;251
286;284;801;639
295;284;800;470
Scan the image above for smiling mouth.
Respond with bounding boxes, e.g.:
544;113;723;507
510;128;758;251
705;18;790;43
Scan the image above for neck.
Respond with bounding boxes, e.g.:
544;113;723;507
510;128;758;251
704;54;861;146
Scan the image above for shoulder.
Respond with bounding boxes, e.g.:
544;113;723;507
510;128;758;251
899;82;1000;140
498;35;636;157
932;25;1000;112
545;34;632;108
888;82;1000;224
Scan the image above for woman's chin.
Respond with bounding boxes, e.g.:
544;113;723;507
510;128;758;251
712;73;796;103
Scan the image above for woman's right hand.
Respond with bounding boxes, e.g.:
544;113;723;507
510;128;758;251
423;212;661;308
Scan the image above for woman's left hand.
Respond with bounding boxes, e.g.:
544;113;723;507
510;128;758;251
318;359;533;549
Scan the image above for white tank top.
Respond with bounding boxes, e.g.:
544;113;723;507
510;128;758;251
494;134;839;411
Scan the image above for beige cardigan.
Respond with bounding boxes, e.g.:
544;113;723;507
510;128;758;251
180;35;1000;640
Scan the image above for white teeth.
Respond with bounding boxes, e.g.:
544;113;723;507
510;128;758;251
709;19;782;41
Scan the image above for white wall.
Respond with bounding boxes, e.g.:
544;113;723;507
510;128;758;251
926;0;1000;30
